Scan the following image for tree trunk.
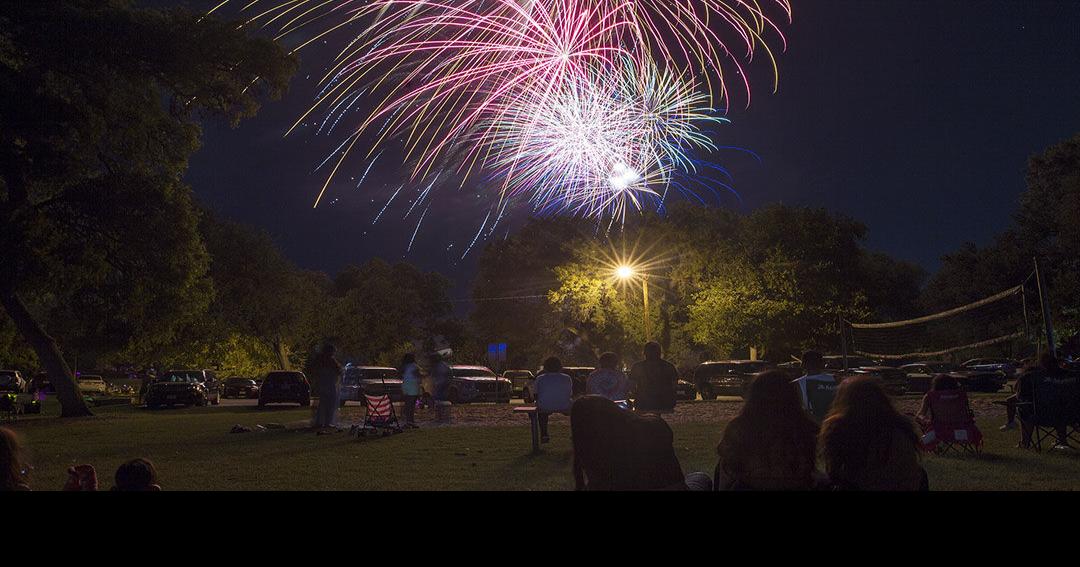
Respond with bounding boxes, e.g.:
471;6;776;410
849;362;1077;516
0;290;93;417
273;337;291;371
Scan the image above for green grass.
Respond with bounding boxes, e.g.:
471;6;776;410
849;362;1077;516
7;399;1080;490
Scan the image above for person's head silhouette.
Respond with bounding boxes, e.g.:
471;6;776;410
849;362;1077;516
112;458;160;491
643;342;662;361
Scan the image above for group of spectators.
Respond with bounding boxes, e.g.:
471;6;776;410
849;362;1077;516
562;345;929;490
1;427;160;491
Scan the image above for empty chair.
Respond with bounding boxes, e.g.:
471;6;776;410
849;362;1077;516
353;392;403;437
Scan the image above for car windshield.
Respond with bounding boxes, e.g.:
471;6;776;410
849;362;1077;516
505;371;532;378
158;374;196;383
697;363;735;376
737;362;772;373
825;357;875;369
453;368;495;378
163;371;202;382
266;372;304;384
0;375;13;385
345;368;399;382
226;378;254;385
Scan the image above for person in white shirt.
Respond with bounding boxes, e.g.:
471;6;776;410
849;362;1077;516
791;350;837;417
535;356;573;443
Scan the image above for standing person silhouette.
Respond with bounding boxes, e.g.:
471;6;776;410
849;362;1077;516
428;352;452;403
313;343;342;431
629;342;678;413
400;353;421;428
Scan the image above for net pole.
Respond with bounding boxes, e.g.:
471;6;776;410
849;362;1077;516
1034;256;1057;359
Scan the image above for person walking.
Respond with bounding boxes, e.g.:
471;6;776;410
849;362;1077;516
587;352;630;401
629;342;678;413
313;343;343;431
400;353;421;428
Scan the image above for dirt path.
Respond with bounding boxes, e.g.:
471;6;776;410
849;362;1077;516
329;392;1011;430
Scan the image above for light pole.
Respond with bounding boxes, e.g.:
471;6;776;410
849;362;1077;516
616;265;650;342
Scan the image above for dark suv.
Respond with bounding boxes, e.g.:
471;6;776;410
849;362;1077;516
144;372;211;408
258;371;311;407
158;369;220;405
694;361;774;399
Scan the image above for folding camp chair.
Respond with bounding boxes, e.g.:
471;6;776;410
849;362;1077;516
805;379;838;423
1019;374;1080;451
918;390;983;455
351;393;403;437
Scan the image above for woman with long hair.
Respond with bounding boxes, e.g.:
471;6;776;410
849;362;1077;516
820;376;927;491
715;370;821;490
0;427;30;491
571;395;699;490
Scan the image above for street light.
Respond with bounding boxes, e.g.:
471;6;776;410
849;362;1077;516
615;264;651;341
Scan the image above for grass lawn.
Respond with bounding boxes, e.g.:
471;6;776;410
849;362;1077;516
7;399;1080;490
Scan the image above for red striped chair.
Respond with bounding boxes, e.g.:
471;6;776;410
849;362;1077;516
353;393;403;437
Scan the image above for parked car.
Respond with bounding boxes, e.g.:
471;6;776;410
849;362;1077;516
694;360;774;399
961;358;1021;379
900;361;1007;393
144;372;211;408
675;378;697;401
159;369;220;405
502;370;536;401
448;365;511;404
822;355;878;372
76;374;108;395
222;377;260;399
0;370;27;394
258;371;311;407
340;365;403;406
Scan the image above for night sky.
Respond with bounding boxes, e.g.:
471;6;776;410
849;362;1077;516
161;1;1080;299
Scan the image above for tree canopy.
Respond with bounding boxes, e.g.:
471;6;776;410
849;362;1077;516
0;1;297;415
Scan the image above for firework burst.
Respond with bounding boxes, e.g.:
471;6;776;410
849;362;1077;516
213;0;792;245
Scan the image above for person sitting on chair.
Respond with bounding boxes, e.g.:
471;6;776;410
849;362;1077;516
716;371;822;490
820;377;928;491
1014;353;1071;450
916;374;963;428
629;342;678;413
535;357;573;444
586;352;630;401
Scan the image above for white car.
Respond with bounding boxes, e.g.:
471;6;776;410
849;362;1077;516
76;374;108;395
